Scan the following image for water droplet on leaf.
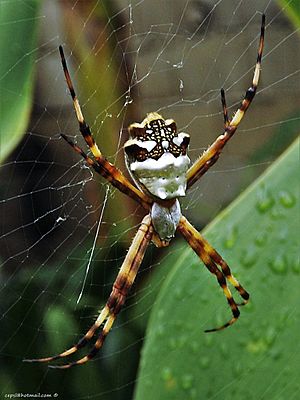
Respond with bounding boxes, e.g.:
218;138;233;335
223;225;238;249
265;326;277;345
190;340;200;353
256;187;275;213
233;362;243;377
269;254;288;274
204;334;213;347
278;190;296;208
292;257;300;274
241;247;258;268
254;231;268;247
270;348;282;360
155;324;165;337
174;287;183;300
200;356;210;369
168;337;177;350
219;342;229;358
181;374;194;390
270;207;285;220
161;366;172;381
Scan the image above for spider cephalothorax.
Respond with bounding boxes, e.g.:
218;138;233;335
124;113;190;201
125;112;190;160
25;15;265;368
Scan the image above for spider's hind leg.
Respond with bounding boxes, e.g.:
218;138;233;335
24;215;153;368
178;216;249;332
207;246;249;307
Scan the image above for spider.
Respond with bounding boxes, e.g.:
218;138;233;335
25;14;265;369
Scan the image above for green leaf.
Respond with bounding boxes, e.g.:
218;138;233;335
0;1;41;163
135;137;299;400
278;0;300;28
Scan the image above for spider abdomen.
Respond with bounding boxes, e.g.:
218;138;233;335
151;199;181;241
129;152;190;200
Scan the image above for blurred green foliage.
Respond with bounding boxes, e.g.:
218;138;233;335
278;0;300;28
0;0;40;163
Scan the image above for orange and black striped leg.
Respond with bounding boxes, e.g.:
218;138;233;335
24;215;153;368
61;134;151;210
221;88;229;128
59;46;152;211
181;219;249;306
178;216;248;332
59;45;101;160
186;14;265;189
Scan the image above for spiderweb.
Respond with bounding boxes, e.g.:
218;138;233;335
0;0;299;399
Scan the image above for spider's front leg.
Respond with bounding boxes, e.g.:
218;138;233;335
178;216;249;332
59;46;152;211
24;215;153;368
186;14;265;189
